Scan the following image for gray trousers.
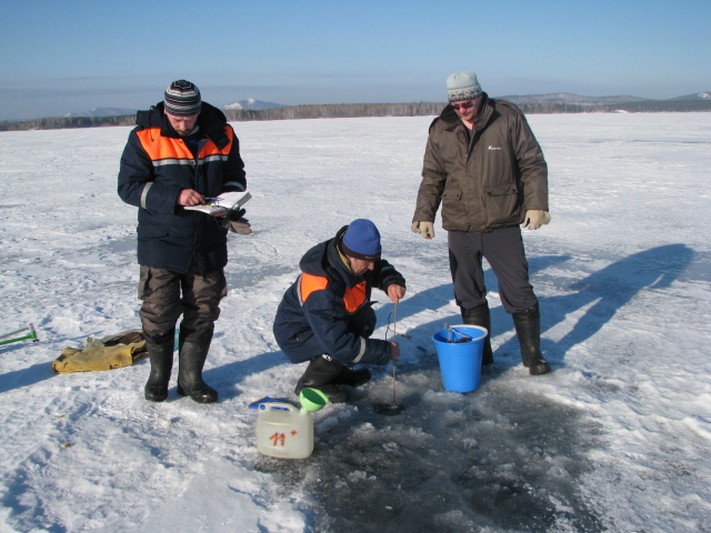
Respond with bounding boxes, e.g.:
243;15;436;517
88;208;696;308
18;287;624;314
138;264;227;343
447;227;537;314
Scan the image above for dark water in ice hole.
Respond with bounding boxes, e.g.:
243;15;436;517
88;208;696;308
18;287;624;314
255;356;607;533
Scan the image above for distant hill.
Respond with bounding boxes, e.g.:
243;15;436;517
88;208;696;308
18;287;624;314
488;91;711;114
223;99;286;111
669;91;711;101
64;107;138;118
500;91;711;105
498;92;648;105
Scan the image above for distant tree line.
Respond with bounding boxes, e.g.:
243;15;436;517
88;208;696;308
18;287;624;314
2;100;710;132
223;102;445;121
0;114;135;131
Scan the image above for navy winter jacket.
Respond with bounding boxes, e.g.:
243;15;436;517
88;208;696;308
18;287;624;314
117;102;246;275
273;226;406;366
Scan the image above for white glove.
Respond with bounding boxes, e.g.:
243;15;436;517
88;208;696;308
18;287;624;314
411;221;435;239
522;210;551;230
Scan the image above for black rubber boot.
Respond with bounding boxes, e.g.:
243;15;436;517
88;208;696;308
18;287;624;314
177;340;218;403
332;366;371;387
512;303;551;375
461;304;494;365
144;332;175;402
294;355;350;403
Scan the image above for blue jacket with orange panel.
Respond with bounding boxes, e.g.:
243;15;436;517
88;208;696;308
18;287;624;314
117;102;246;275
273;225;406;366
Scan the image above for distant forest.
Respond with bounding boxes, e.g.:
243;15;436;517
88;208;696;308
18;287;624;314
2;99;710;132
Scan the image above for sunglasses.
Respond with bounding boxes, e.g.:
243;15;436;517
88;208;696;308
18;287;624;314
451;100;475;111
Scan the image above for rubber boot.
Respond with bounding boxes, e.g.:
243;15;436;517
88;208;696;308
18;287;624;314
177;340;218;403
332;366;371;387
144;332;175;402
512;303;551;375
461;304;494;365
294;355;350;403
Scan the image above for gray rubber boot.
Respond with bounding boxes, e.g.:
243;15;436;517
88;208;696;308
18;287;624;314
461;304;494;365
177;340;218;403
144;332;175;402
512;303;551;375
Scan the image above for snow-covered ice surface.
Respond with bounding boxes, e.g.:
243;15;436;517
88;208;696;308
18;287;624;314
0;112;709;532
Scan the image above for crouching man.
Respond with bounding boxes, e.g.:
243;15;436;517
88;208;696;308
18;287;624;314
273;219;406;402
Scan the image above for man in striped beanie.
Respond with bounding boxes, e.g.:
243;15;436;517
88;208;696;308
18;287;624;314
118;79;248;404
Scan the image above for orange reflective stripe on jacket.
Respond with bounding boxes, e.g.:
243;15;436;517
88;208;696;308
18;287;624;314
299;273;367;313
135;127;234;165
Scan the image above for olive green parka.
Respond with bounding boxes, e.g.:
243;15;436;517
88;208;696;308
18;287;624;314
412;94;548;232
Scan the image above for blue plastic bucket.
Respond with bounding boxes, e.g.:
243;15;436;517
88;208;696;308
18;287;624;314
432;325;488;393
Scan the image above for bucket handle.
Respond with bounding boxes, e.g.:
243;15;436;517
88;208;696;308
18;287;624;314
444;322;475;342
448;326;473;341
446;325;487;342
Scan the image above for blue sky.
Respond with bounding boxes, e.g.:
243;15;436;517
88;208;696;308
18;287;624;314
1;0;709;120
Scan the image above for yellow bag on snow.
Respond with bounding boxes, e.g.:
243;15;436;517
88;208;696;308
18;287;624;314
52;330;147;373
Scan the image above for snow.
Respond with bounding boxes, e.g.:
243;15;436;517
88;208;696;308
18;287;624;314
1;112;710;532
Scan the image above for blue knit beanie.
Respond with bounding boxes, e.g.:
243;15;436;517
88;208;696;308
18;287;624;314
341;219;381;260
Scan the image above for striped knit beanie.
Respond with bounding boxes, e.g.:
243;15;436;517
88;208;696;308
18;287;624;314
164;80;202;116
446;71;483;102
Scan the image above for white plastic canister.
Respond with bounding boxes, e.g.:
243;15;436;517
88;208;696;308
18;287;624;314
256;402;314;459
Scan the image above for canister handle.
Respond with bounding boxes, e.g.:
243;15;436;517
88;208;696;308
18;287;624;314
260;402;296;413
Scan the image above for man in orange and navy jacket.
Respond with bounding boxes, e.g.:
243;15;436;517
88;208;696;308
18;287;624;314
273;219;406;402
118;80;247;405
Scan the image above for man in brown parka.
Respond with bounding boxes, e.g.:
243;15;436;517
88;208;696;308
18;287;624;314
411;71;551;375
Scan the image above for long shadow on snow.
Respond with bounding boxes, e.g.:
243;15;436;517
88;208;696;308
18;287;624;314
0;361;55;394
538;243;694;360
392;244;694;373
